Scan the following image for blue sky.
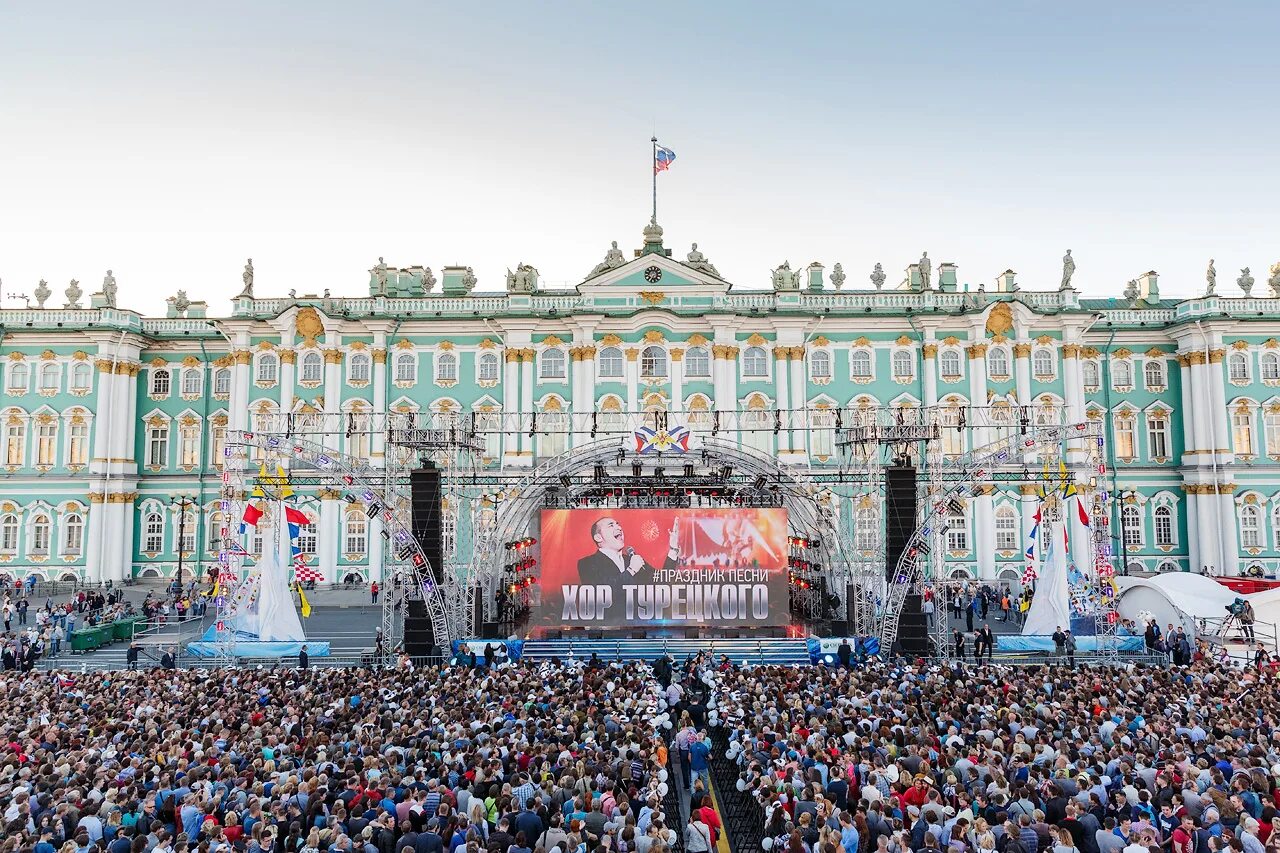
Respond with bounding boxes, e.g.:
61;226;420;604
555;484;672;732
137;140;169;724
1;2;1277;312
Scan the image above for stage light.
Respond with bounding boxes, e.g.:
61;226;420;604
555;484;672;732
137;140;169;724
753;475;768;491
344;494;358;504
632;462;643;478
559;475;572;488
594;464;606;482
683;463;694;479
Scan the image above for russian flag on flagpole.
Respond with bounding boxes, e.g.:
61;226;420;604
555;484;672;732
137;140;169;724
654;146;676;174
240;501;263;533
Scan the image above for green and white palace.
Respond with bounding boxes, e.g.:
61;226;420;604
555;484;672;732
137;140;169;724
3;220;1279;586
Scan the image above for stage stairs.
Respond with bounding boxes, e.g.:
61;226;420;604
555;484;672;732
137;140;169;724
518;637;811;666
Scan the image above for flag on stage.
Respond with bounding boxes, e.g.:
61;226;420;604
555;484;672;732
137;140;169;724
1076;495;1091;527
251;464;295;499
284;506;309;526
634;424;691;454
654;145;676;174
240;501;264;532
294;563;323;583
295;582;312;618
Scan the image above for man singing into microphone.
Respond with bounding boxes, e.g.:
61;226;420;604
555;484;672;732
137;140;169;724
577;516;680;590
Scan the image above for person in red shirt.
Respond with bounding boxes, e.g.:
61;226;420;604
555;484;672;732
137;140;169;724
903;776;931;810
1171;815;1195;853
697;793;722;845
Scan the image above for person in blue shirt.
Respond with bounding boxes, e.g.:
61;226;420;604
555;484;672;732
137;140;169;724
688;730;712;792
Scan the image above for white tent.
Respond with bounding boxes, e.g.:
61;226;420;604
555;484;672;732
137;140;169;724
232;507;305;643
1022;520;1073;635
1115;572;1248;635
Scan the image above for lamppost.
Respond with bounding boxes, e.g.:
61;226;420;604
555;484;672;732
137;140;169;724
170;493;195;591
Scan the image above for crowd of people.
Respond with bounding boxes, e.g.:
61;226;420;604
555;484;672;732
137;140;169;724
0;585;138;672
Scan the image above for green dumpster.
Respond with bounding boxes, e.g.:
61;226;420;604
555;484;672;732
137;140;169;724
112;617;142;642
90;625;114;647
70;629;100;652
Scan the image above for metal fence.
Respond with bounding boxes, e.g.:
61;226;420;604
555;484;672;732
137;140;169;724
708;729;764;853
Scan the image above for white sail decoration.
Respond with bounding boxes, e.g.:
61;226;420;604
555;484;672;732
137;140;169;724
1021;519;1073;636
250;504;306;642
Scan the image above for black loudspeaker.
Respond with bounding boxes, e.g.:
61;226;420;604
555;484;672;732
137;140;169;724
469;586;482;638
404;599;435;658
884;465;929;654
410;465;444;583
480;621;500;637
828;620;849;637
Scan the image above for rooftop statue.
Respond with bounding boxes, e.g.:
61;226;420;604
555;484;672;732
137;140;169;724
173;290;191;315
589;241;628;278
102;270;118;308
1205;259;1216;297
771;261;798;292
33;279;50;309
870;263;886;291
237;258;254;298
506;262;538;294
65;279;83;309
1123;279;1139;302
1269;263;1280;298
1239;267;1254;297
422;267;437;294
461;267;477;293
372;257;389;296
1060;249;1075;291
685;243;720;277
829;262;846;290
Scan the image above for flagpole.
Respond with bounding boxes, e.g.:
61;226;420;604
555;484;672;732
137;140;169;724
651;136;658;222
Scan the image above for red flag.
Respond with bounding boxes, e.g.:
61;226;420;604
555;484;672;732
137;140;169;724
242;502;264;527
284;506;309;526
1076;496;1091;527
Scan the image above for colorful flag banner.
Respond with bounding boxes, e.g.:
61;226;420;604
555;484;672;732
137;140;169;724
654;145;676;174
634;424;691;454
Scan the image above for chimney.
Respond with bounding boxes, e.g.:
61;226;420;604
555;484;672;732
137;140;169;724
995;270;1017;292
1138;271;1159;303
806;262;825;291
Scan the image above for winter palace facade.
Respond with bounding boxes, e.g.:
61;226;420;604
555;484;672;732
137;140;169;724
2;221;1278;586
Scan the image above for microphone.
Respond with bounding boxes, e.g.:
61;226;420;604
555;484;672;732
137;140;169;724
623;547;636;561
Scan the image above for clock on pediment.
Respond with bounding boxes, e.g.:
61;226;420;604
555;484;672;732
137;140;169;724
643;266;663;283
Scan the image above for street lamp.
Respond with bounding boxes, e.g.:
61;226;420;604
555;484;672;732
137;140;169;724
170;493;195;591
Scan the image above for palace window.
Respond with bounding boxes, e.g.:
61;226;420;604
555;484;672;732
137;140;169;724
179;423;200;467
1147;415;1169;459
176;511;196;554
598;347;624;379
810;350;831;380
207;513;223;554
475;410;501;461
213;367;231;395
436;352;458;382
995;507;1018;551
810;409;835;457
540;348;567;379
640;346;668;379
1154;505;1175;547
1241;505;1262;549
394;353;417;383
68;419;88;465
1229;353;1250;382
538;409;568;458
150;369;171;397
181;368;202;396
939;350;961;379
855;508;878;552
301;352;323;383
39;363;60;392
850;350;873;379
892;350;914;380
147;422;170;468
742;347;768;378
35;422;56;466
71;362;92;391
477;353;499;382
344;514;367;554
1144;360;1166;390
742;402;772;455
945;511;968;552
685;347;710;378
1112;359;1133;388
1266;409;1280;456
7;363;27;393
5;421;24;466
256;354;278;384
1114;414;1136;460
297;517;317;556
987;347;1010;379
210;423;226;466
0;515;17;554
1263;353;1280;382
1082;360;1100;391
1032;349;1055;378
29;514;50;556
939;407;965;457
1122;505;1143;546
1233;409;1255;455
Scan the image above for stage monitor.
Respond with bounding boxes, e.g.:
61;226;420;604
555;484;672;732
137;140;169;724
536;508;789;630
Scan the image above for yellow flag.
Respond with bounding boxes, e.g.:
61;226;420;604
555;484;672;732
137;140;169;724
251;462;268;498
1038;460;1050;499
274;465;294;499
296;582;312;618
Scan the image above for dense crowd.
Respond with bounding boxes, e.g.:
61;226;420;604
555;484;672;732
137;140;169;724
2;649;1278;853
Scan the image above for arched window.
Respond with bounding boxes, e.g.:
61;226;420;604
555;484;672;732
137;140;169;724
855;507;879;552
810;350;831;380
1147;414;1169;459
1241;504;1262;548
939;350;961;378
147;421;170;468
599;398;625;434
213;367;231;395
347;410;371;459
995;506;1018;551
1233;407;1255;455
71;362;92;391
39;362;60;391
0;515;17;554
685;347;710;378
686;396;712;431
538;404;567;457
28;514;50;555
1229;353;1250;382
181;367;202;396
939;406;965;457
597;347;624;379
810;408;835;458
1144;360;1166;390
35;420;56;466
67;417;89;465
945;510;968;552
175;511;196;553
475;409;501;461
436;353;458;382
206;512;223;554
6;363;27;393
1266;409;1280;456
1122;505;1143;546
394;353;416;383
4;418;24;466
150;369;171;396
1263;353;1280;382
348;353;370;383
1082;360;1100;390
344;513;367;554
742;347;768;378
1157;561;1178;574
256;354;278;384
1032;349;1055;378
301;352;323;383
1112;359;1133;388
987;347;1010;379
477;353;499;382
850;350;873;379
1154;505;1175;546
179;421;200;467
640;346;668;379
1114;412;1136;460
540;348;566;379
892;350;914;380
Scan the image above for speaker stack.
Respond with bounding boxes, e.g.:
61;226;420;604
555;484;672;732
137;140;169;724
885;465;930;655
404;465;447;657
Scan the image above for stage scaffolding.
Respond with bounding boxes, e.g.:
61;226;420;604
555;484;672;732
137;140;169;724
212;404;1115;662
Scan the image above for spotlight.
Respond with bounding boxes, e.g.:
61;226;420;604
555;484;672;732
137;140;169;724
594;464;606;483
559;475;572;488
632;462;642;478
753;475;768;492
683;463;694;479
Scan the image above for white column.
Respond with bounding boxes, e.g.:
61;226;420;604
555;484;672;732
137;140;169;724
772;348;791;453
1184;489;1200;574
789;347;806;456
367;517;384;584
279;350;296;414
1208;350;1231;461
1217;487;1239;576
372;347;388;462
1177;355;1196;463
975;487;995;579
85;500;107;583
1189;359;1213;460
624;347;639;413
520;351;535;459
1015;343;1033;464
1194;491;1215;576
120;499;136;584
503;350;520;462
568;347;582;448
670;349;684;413
968;344;989;448
319;493;339;585
922;339;938;407
231;352;251;432
322;349;342;454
